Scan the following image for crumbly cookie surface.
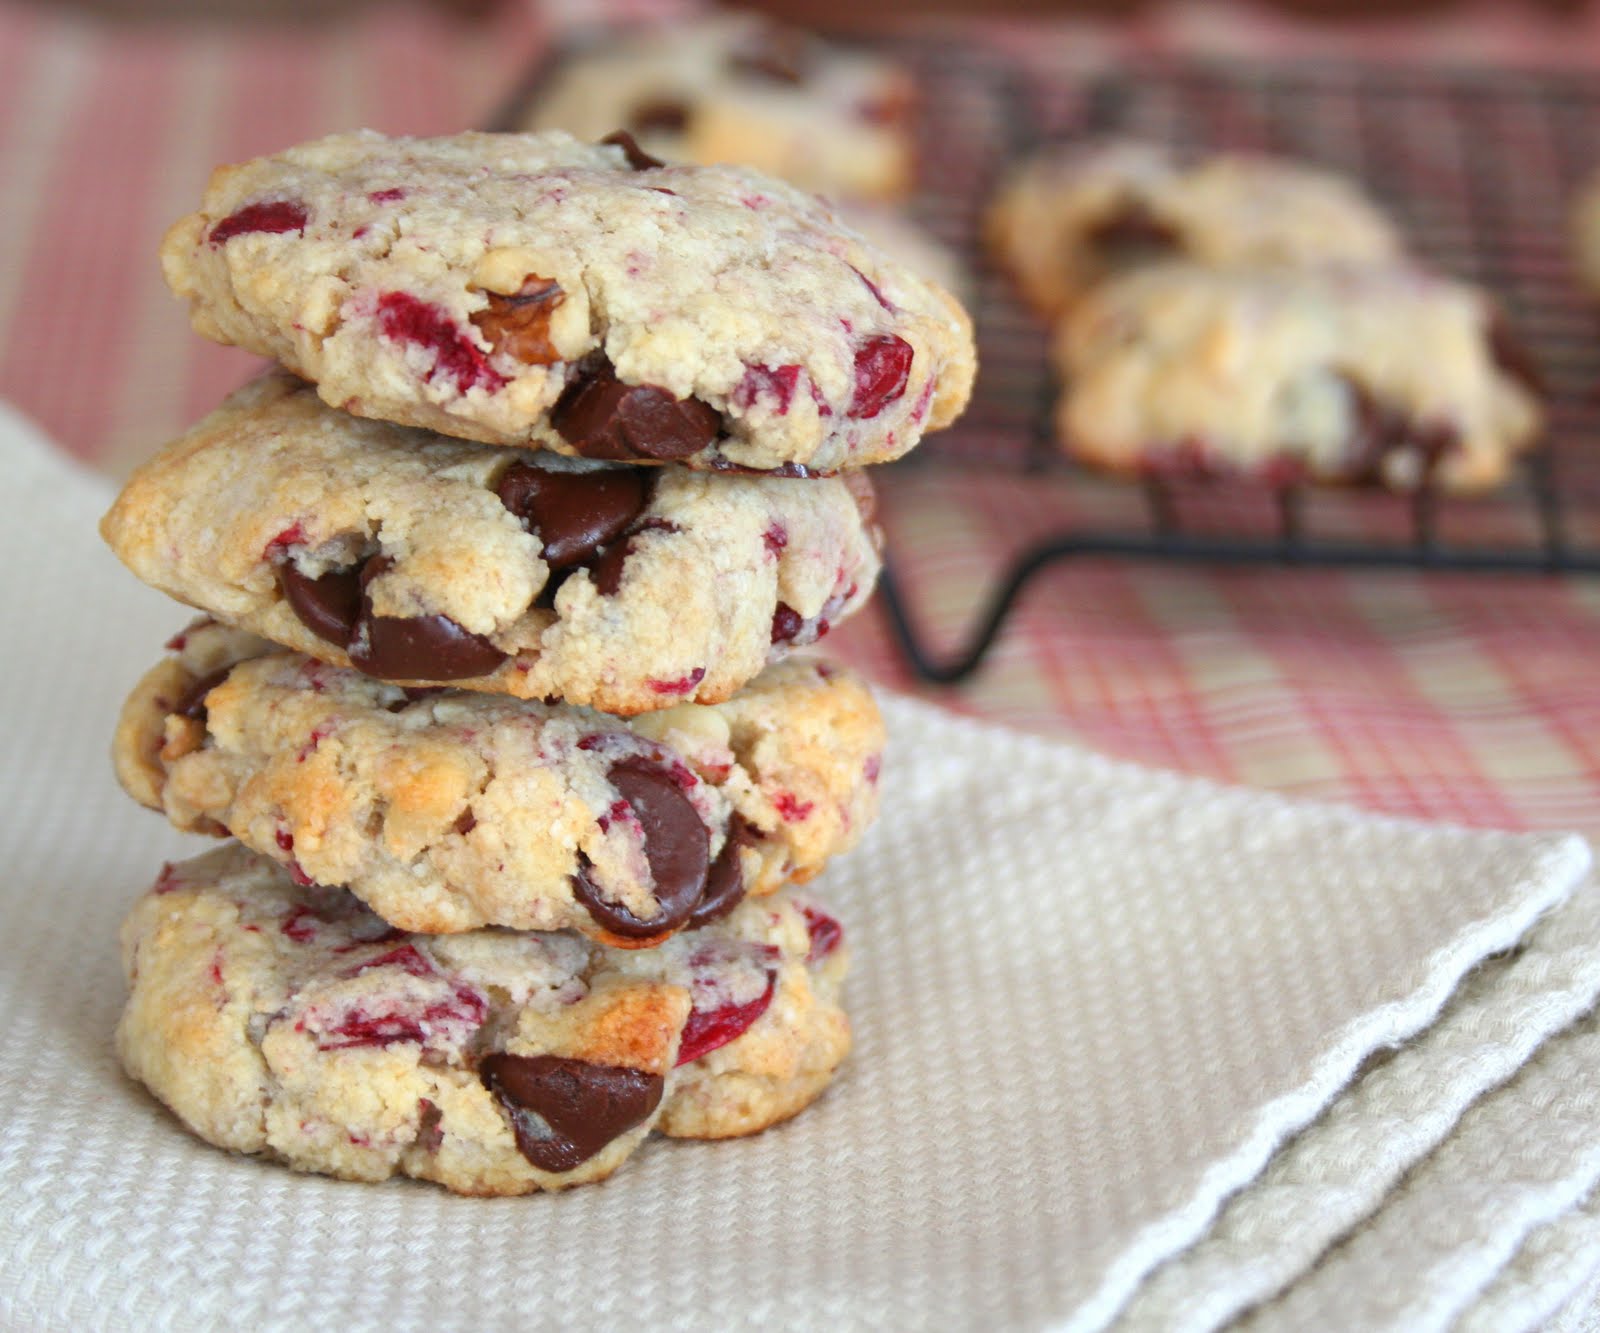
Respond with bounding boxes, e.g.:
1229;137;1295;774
1056;262;1543;491
115;621;884;941
988;141;1402;317
161;130;973;471
522;14;915;202
118;843;849;1196
100;373;882;715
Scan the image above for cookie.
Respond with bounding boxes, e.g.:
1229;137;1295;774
1055;262;1543;491
522;14;915;202
160;130;974;472
841;205;972;311
114;620;884;942
100;373;882;715
118;842;850;1195
987;141;1403;318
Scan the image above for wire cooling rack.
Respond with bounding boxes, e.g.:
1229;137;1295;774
494;36;1600;684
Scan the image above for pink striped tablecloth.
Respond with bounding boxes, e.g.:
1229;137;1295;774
5;0;1600;840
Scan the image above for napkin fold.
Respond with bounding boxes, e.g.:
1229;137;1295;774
0;413;1595;1332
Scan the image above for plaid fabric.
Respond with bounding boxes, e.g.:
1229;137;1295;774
6;0;1600;838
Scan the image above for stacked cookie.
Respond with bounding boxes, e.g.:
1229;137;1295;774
988;141;1544;490
101;129;975;1194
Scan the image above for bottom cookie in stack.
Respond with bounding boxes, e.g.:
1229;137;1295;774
119;843;851;1196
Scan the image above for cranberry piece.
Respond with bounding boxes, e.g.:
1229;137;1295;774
277;562;362;647
851;266;896;314
552;355;720;461
801;904;843;963
732;363;802;415
173;667;231;723
318;984;487;1051
770;603;804;645
495;462;649;569
470;275;565;366
368;188;406;204
762;523;788;557
152;863;182;894
345;944;434;978
570;758;710;939
647;668;706;695
675;972;776;1066
262;523;307;557
685;818;755;930
375;291;507;395
773;791;814;822
208;200;308;246
346;557;508;681
848;335;913;419
600;130;665;172
280;906;321;943
629;99;690;135
480;1052;664;1172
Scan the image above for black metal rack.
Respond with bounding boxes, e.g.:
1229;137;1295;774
494;34;1600;685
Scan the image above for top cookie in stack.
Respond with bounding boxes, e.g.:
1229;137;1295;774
160;129;973;474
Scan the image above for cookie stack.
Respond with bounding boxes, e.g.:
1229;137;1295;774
100;129;975;1195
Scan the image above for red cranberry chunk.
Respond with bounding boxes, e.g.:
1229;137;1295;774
676;972;776;1066
376;291;507;395
801;904;844;964
495;462;649;569
552;355;720;461
732;363;802;415
208;200;308;246
480;1052;664;1172
848;335;913;419
570;759;710;939
770;603;804;645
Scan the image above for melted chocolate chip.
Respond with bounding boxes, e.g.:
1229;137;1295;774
685;818;756;930
173;668;232;723
571;758;709;938
346;557;508;681
552;355;720;461
1085;200;1181;267
1486;310;1546;398
728;24;810;84
1340;375;1459;485
628;99;690;136
480;1052;663;1172
600;130;665;172
495;462;650;569
587;538;633;596
277;563;362;646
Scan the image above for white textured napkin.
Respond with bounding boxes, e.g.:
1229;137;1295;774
1;412;1596;1332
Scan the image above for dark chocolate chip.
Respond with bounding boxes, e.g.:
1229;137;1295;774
552;355;720;461
628;98;690;136
600;130;665;172
495;461;650;569
770;603;804;645
1340;374;1459;485
1085;200;1181;267
685;817;755;930
587;538;633;597
571;758;709;938
346;556;509;681
173;667;232;723
728;24;810;84
480;1052;663;1173
1485;309;1546;398
277;562;362;647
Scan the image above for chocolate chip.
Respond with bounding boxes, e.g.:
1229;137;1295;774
1340;374;1459;484
571;758;709;938
600;130;665;172
480;1052;663;1173
277;563;362;647
1485;310;1546;398
470;275;564;366
685;817;755;930
728;24;810;84
552;355;720;461
770;603;804;644
628;99;690;136
173;667;232;723
346;557;508;681
1085;200;1181;267
587;538;632;596
495;462;650;569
